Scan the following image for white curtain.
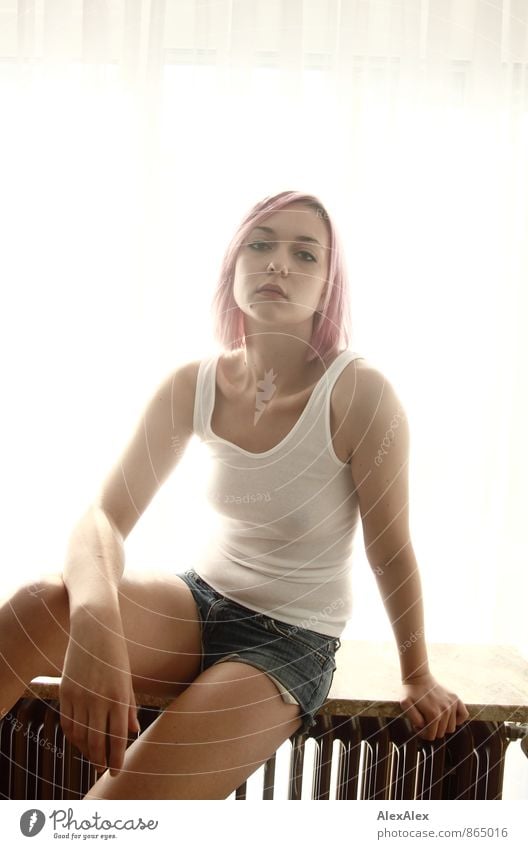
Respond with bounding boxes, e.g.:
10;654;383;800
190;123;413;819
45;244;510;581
1;0;527;794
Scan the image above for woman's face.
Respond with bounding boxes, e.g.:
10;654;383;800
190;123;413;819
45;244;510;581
232;202;331;340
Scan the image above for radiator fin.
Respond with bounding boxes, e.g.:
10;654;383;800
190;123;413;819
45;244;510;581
0;698;516;800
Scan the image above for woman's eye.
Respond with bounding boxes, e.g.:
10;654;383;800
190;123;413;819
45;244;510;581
248;242;316;262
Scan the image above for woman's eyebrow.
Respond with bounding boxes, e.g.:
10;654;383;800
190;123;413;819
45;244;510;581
251;225;323;247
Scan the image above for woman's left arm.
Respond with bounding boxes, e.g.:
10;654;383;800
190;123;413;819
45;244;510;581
346;362;470;741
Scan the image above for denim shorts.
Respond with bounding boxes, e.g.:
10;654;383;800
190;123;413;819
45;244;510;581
176;568;341;738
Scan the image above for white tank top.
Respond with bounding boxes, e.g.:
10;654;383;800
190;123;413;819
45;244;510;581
192;349;364;638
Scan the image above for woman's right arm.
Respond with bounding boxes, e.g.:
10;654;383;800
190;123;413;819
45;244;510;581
62;505;125;617
60;360;199;776
62;358;199;613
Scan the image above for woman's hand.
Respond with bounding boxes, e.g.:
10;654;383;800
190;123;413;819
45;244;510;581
399;671;470;741
59;604;141;777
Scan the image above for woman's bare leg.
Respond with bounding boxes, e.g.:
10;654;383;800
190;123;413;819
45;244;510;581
1;573;304;799
84;660;303;800
0;574;69;719
0;570;203;720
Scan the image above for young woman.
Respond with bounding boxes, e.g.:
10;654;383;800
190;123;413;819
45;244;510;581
0;190;469;800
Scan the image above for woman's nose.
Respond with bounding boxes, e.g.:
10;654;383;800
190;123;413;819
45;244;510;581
267;259;288;276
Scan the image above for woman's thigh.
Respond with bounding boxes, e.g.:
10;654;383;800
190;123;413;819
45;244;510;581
116;570;203;696
13;570;203;697
84;659;303;800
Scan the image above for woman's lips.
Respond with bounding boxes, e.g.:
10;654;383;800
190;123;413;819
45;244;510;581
256;288;287;298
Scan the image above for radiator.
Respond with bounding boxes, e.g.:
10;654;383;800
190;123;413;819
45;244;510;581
1;697;526;800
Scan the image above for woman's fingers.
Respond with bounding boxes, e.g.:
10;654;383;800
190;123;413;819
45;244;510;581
69;705;89;758
59;697;73;739
60;695;135;775
87;709;111;773
60;696;106;769
57;621;139;774
128;687;141;734
419;716;440;741
107;705;129;777
401;677;470;742
456;698;470;724
446;707;458;734
406;709;425;732
436;712;451;739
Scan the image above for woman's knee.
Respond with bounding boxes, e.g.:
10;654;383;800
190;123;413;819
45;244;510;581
0;574;70;677
13;572;70;632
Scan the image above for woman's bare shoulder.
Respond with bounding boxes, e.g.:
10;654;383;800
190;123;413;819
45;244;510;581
334;356;388;405
176;353;222;383
333;357;401;455
160;357;211;420
176;350;236;407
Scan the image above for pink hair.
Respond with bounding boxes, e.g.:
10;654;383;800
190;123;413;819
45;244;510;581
211;190;352;363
